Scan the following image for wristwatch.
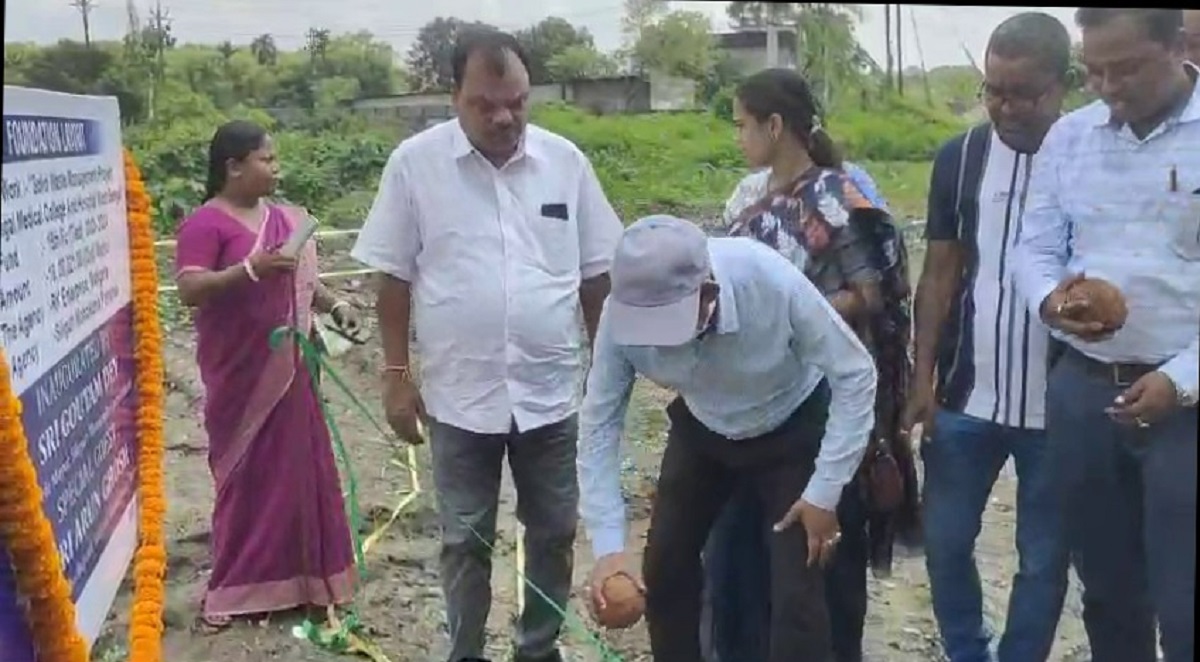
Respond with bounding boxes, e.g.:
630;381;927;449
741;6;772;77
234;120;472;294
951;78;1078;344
1179;386;1199;409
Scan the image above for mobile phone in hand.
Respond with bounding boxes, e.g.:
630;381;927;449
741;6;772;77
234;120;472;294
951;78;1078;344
280;211;319;258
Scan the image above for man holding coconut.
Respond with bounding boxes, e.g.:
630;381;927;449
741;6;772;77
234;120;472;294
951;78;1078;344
1013;8;1199;662
576;215;878;661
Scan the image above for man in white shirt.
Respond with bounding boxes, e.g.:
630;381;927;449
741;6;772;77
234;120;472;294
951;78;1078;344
579;215;877;662
351;29;623;662
905;14;1073;662
1013;9;1199;662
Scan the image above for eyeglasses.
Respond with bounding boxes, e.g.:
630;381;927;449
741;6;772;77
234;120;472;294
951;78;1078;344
977;80;1054;109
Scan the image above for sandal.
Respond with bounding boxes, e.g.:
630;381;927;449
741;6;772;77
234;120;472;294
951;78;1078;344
197;613;232;633
197;595;233;632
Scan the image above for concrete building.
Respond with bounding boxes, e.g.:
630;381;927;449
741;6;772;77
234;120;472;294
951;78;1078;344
716;27;799;75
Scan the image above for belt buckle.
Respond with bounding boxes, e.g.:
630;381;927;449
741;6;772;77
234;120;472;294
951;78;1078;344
1111;363;1134;387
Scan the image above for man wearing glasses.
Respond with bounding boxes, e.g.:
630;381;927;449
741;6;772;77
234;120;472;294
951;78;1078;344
905;13;1073;662
1015;9;1199;662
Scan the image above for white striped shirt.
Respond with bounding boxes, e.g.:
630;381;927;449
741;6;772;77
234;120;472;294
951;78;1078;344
927;126;1052;429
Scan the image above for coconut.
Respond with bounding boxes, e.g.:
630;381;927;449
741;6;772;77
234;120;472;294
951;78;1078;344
1065;277;1128;330
595;573;645;630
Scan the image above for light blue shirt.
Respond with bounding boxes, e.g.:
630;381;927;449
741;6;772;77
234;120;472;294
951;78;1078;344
1013;71;1200;401
577;237;878;558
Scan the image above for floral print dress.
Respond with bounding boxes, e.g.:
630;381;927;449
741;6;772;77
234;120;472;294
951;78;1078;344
724;165;921;573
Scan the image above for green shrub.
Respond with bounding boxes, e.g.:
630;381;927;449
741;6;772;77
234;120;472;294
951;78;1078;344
532;103;746;221
128;114;394;233
831;96;965;162
130;99;960;235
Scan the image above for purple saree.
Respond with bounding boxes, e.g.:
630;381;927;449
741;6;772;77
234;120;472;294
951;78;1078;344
174;204;354;619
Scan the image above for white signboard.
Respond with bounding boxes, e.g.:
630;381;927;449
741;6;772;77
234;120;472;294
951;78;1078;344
0;86;140;659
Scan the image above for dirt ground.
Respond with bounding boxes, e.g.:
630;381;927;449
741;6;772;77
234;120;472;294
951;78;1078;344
90;265;1092;662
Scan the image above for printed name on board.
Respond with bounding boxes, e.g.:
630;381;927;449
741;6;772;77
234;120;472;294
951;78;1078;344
4;118;89;159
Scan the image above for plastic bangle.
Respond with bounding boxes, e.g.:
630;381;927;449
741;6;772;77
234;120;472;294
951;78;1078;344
242;258;260;282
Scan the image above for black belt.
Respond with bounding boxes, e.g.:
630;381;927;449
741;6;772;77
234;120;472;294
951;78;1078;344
1062;346;1161;387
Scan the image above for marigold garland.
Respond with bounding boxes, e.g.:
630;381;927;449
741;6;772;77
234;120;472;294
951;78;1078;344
124;147;169;662
0;355;89;662
0;149;167;662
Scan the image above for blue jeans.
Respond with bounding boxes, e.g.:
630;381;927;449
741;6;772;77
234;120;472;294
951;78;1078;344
702;477;869;662
921;409;1069;662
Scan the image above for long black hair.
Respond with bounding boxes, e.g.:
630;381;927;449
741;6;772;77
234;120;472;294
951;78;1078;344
203;120;268;202
735;68;842;168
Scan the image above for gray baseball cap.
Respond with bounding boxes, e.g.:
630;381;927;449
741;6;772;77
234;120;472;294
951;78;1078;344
608;215;711;346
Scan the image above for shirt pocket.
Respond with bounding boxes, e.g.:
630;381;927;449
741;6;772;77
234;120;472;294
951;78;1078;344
527;201;579;276
1165;191;1200;261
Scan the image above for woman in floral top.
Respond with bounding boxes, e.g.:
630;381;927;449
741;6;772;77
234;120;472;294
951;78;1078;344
701;68;920;662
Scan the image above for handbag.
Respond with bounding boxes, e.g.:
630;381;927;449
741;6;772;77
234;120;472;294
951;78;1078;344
860;437;905;514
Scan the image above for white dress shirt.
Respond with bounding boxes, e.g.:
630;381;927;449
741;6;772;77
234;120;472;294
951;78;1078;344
351;119;624;434
1013;71;1200;401
578;238;878;558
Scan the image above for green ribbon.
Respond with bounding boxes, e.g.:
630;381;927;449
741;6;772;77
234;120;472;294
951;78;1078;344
270;327;369;651
269;325;625;662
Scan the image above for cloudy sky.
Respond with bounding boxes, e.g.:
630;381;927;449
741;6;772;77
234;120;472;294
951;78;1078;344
4;2;1081;70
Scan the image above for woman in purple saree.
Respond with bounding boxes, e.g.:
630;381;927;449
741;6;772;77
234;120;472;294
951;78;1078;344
173;121;359;628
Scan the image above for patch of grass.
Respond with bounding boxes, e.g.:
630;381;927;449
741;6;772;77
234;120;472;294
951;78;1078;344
532;104;946;224
857;160;933;221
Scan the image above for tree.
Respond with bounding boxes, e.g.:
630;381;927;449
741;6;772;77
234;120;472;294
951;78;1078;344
305;28;331;67
16;40;114;93
546;45;619;81
515;17;595;84
250;34;278;66
6;27;407;126
698;50;744;105
726;1;801;28
618;0;668;69
621;0;668;45
3;44;40;84
795;5;873;107
318;32;401;97
145;0;175;79
406;17;498;91
632;10;715;80
724;3;872;108
118;0;156;121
